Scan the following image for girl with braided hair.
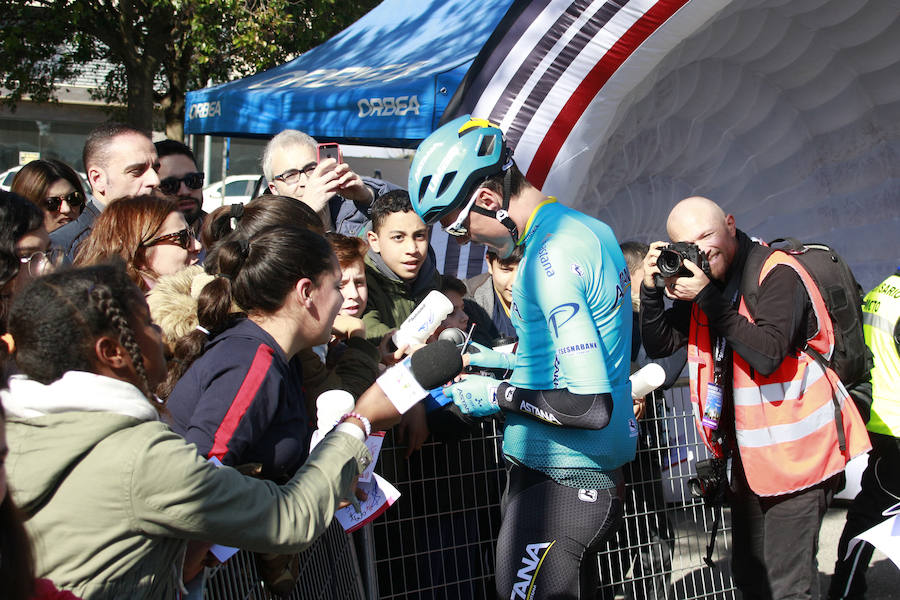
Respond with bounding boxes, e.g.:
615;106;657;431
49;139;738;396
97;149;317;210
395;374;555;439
1;263;406;599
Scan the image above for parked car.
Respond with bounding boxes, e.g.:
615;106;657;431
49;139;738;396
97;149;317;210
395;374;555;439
0;165;21;191
202;174;259;212
1;164;91;194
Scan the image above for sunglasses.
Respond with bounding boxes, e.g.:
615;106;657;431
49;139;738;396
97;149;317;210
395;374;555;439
158;172;205;195
443;188;481;238
143;228;196;250
43;191;86;213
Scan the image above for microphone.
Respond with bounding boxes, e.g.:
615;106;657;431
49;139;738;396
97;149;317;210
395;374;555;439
437;327;467;347
377;339;464;414
438;326;480;355
630;363;666;399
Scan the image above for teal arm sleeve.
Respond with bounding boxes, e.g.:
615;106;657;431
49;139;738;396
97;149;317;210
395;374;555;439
466;341;517;371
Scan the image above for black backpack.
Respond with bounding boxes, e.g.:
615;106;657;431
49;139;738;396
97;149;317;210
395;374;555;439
742;238;872;389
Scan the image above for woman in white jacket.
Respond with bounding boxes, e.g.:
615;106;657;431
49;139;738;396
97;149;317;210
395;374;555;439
1;261;408;599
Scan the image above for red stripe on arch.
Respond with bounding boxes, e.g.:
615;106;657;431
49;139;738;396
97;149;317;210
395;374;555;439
209;344;275;460
526;0;690;188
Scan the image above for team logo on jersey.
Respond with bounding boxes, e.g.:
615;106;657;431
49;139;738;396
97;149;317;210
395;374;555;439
520;401;562;425
505;385;517;403
538;243;555;278
570;263;585;277
614;267;630;309
628;417;639;438
556;342;598;356
578;489;598;503
547;303;579;337
511;300;524;322
511;541;554;599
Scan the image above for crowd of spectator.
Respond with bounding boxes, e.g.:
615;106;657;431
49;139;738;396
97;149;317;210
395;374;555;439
0;117;893;600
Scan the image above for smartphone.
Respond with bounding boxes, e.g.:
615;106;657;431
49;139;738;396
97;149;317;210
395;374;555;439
317;142;342;164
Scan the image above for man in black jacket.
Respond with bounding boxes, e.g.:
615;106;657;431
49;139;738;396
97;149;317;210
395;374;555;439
639;196;864;600
51;123;160;260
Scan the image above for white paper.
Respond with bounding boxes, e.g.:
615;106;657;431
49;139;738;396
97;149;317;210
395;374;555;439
335;473;401;533
846;501;900;570
359;431;385;483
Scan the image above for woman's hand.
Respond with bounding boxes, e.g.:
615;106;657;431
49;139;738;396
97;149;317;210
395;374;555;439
338;477;369;509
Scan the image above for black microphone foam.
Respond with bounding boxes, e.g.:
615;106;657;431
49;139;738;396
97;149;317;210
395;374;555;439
409;339;463;389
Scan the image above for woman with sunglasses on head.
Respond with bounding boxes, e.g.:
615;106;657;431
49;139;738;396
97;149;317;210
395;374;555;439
1;190;63;385
10;159;87;234
74;195;201;292
1;263;410;599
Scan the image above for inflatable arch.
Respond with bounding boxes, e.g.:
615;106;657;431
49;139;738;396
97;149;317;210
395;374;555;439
445;0;900;290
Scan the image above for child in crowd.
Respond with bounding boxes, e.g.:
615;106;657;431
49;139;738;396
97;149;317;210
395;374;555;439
362;189;441;456
429;275;470;341
327;232;370;340
362;189;442;350
324;232;381;390
464;246;522;347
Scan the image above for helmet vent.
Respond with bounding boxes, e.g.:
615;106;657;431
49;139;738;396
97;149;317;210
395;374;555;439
418;175;432;201
437;171;457;197
478;136;496;157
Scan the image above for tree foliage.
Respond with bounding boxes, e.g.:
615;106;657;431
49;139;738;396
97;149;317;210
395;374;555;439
0;0;379;139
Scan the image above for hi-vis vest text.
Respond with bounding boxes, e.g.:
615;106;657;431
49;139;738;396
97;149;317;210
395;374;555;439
863;272;900;437
688;251;871;496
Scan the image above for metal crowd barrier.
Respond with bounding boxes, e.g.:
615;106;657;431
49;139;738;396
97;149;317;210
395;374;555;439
206;385;737;599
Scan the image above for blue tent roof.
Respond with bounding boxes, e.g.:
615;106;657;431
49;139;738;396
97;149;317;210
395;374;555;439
184;0;514;147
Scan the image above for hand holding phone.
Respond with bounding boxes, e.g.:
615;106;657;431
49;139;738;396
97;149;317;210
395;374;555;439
317;142;342;164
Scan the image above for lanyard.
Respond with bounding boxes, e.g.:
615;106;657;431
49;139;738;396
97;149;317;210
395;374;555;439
710;289;739;386
712;337;726;385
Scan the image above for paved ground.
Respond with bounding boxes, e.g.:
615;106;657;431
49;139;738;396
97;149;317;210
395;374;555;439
634;502;898;599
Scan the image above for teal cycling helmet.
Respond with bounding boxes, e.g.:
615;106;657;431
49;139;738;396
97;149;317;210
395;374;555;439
409;115;511;226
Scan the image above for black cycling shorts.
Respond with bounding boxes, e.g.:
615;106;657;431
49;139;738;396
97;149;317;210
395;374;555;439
496;460;624;599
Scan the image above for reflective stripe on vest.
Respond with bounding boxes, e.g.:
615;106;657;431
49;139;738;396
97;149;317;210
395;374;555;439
688;250;871;496
863;274;900;436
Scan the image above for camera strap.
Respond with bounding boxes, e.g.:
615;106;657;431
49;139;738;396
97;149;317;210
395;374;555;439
704;508;721;569
701;452;730;569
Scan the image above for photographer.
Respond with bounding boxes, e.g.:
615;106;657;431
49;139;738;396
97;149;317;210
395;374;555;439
640;196;870;600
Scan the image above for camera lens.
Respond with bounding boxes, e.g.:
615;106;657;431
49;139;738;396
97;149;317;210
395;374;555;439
657;249;683;277
688;477;702;498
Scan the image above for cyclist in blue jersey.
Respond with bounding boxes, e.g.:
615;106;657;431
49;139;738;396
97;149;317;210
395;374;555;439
409;116;638;599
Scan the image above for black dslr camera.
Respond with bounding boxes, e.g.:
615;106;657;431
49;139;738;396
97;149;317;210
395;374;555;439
654;242;711;286
688;458;727;504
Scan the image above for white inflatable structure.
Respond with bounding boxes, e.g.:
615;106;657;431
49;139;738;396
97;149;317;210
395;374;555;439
450;0;899;290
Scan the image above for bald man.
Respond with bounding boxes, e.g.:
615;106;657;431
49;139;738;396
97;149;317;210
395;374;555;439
639;197;869;600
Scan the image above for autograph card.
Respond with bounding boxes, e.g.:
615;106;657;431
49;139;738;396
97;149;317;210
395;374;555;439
335;474;400;533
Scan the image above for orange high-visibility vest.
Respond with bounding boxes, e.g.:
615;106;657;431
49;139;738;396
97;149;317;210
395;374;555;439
688;251;871;496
